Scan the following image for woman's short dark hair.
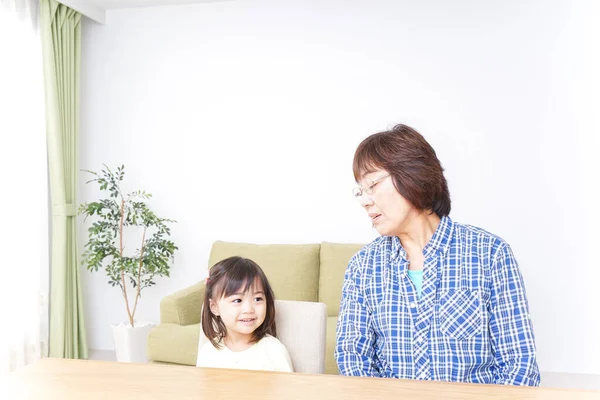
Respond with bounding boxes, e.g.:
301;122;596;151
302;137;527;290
352;124;451;218
201;256;277;348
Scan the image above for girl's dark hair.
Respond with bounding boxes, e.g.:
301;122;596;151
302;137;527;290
201;256;276;348
352;124;451;218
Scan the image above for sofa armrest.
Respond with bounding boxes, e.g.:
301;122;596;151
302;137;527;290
147;323;200;365
160;282;205;325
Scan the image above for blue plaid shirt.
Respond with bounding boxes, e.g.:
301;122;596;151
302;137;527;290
335;216;540;386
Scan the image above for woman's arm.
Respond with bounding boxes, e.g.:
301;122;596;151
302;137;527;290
489;243;540;386
335;257;381;377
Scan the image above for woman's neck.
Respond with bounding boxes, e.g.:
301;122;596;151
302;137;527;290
397;211;441;255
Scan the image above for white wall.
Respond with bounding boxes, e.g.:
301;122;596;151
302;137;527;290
79;0;600;375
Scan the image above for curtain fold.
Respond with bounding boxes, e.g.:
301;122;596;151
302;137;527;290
40;0;87;359
0;0;49;372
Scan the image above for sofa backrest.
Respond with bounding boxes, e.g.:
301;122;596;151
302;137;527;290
207;241;364;318
208;241;321;303
318;242;364;317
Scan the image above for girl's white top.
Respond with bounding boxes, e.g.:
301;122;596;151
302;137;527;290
196;334;293;372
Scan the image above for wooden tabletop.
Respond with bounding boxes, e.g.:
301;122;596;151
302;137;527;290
5;358;600;399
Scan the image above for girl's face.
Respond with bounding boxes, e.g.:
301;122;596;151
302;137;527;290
209;278;267;344
357;169;419;236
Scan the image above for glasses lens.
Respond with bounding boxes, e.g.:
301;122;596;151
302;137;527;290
352;187;362;198
364;180;376;195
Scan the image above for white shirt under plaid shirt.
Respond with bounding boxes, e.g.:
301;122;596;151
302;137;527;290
335;216;540;385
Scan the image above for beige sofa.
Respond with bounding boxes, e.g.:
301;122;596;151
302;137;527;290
147;241;363;374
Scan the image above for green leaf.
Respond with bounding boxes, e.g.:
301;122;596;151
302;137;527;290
79;164;178;310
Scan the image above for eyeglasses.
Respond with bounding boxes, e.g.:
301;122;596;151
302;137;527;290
352;174;390;199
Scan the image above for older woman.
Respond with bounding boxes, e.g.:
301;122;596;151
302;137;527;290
335;124;540;386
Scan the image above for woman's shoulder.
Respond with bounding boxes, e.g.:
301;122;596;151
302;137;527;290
346;236;396;276
350;236;393;263
453;220;509;245
452;220;512;260
363;235;390;251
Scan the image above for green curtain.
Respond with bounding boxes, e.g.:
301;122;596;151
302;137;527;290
40;0;88;359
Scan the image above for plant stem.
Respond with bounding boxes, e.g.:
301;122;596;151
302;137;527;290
131;227;146;322
119;197;134;327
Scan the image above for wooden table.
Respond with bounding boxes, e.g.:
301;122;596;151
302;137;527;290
5;358;600;399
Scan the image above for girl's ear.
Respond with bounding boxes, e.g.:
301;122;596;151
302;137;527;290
209;299;219;316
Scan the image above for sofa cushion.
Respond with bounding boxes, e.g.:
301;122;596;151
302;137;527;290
275;300;328;374
208;241;321;303
319;242;364;316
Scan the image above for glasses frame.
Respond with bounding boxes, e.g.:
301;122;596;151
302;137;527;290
353;173;390;199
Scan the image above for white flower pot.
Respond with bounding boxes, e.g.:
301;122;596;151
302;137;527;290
110;320;156;363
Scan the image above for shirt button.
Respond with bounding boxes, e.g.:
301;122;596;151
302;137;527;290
472;290;478;296
410;302;416;308
416;337;423;344
420;373;427;379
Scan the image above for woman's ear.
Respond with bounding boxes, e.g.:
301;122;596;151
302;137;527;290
209;299;219;316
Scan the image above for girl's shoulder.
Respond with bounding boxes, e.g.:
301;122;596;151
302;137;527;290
255;335;293;372
196;340;227;368
256;334;287;350
255;335;291;358
198;340;223;355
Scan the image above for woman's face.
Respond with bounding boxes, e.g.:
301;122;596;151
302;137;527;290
357;169;418;236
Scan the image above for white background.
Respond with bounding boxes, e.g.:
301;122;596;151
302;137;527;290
78;0;600;375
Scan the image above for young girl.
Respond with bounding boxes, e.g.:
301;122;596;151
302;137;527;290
196;256;293;372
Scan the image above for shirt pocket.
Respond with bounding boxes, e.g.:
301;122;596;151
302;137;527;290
438;289;482;340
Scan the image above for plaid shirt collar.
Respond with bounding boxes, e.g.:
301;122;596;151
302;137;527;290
390;215;454;261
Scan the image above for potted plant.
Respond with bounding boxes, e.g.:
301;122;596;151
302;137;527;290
79;165;178;363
